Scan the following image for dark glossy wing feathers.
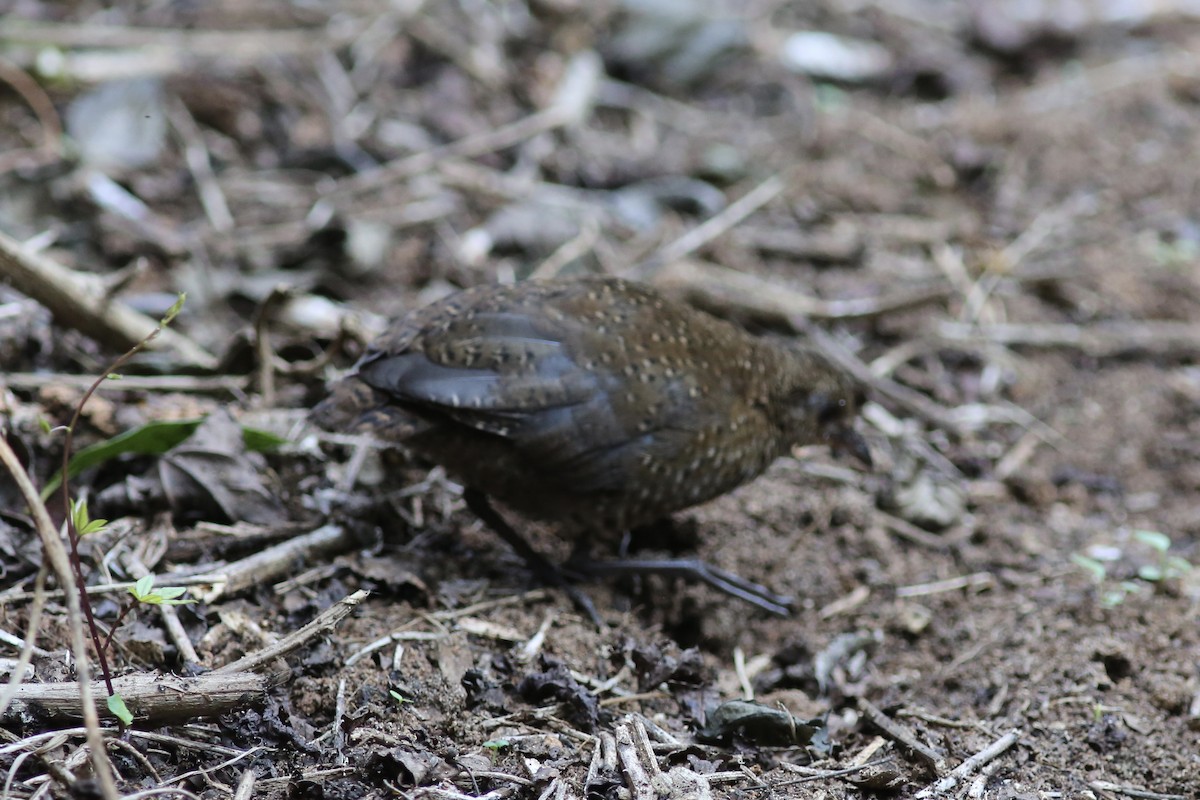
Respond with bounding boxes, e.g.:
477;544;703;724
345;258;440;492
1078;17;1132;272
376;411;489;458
354;323;672;493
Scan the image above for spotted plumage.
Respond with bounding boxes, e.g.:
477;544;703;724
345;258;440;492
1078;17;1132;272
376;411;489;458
312;276;864;545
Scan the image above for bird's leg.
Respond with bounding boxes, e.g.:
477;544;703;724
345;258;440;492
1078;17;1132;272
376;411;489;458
611;529;643;598
568;545;795;617
462;488;603;626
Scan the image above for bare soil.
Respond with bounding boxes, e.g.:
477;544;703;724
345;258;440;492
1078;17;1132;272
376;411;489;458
0;2;1198;798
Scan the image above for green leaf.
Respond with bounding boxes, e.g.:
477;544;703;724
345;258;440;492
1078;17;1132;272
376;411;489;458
162;293;186;326
1070;554;1107;582
1165;556;1193;576
482;739;510;750
1101;589;1127;607
69;498;87;531
140;594;192;606
41;418;205;500
40;416;292;501
79;518;108;536
67;498;103;535
1119;580;1145;597
133;574;155;600
148;586;191;604
129;575;192;605
38;416;52;434
107;693;133;725
1133;529;1171;553
242;425;289;452
1137;565;1163;582
814;83;847;111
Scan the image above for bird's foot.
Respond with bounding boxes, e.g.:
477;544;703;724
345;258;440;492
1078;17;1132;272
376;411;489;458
569;555;794;616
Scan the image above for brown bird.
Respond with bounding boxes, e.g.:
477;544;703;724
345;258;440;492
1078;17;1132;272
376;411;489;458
312;276;866;617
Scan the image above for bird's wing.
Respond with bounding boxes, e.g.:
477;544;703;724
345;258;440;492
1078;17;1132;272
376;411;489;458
354;313;699;493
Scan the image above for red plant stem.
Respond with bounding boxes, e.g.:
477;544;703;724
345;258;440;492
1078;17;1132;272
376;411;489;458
99;600;135;662
58;325;167;698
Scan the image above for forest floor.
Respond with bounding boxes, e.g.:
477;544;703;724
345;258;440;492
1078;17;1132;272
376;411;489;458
0;2;1198;798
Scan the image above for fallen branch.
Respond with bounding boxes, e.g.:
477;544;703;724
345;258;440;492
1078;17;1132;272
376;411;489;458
0;231;216;369
213;589;369;677
1;672;268;724
192;524;357;601
0;572;251;606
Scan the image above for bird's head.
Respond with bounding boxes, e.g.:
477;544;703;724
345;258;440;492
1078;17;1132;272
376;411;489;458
771;347;871;467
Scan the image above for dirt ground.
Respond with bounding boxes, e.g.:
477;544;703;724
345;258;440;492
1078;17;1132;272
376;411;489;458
1;2;1198;798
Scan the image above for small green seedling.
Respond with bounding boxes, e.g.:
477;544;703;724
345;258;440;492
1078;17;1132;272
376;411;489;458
69;498;108;537
1132;529;1193;583
1070;553;1107;583
128;574;192;606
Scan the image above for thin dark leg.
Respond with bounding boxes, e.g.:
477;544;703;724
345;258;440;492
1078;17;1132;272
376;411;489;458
569;555;795;616
462;488;603;626
613;530;641;598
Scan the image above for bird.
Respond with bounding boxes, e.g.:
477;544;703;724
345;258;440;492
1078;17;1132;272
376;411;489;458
312;276;867;617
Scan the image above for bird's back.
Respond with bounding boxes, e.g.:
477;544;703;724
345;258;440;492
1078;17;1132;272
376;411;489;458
314;277;800;536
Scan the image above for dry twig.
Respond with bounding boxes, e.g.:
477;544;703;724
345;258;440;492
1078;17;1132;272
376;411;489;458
895;573;995;598
0;56;63;173
915;729;1021;798
0;433;119;798
331;51;601;200
1088;780;1187;800
653;258;951;321
1;372;249;395
192;524;356;601
937;320;1200;357
0;21;365;81
858;696;946;773
628;176;785;277
212;589;368;676
0;231;216;369
166;96;233;233
0;566;47;720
